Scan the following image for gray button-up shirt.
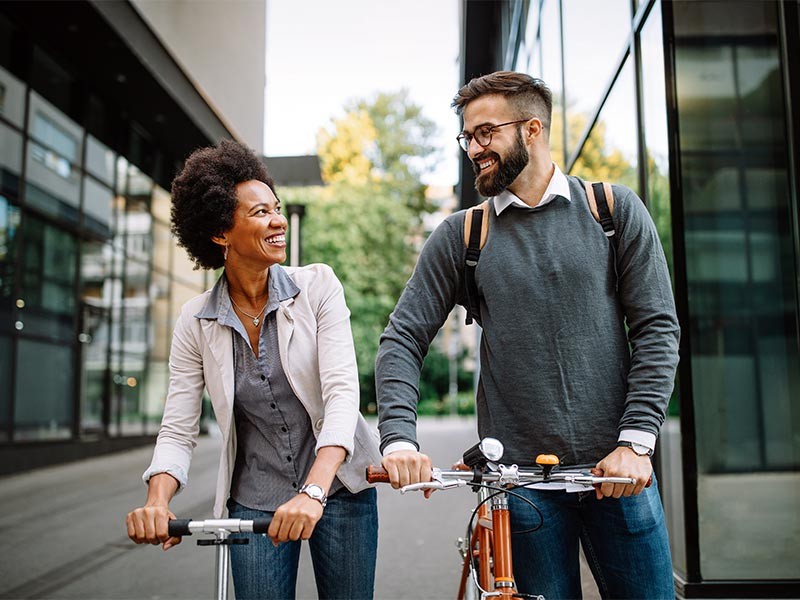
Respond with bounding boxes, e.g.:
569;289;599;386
197;266;342;511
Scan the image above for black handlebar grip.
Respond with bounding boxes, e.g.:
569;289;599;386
251;518;271;534
168;519;193;537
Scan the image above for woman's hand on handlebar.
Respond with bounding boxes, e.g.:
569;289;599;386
126;504;182;551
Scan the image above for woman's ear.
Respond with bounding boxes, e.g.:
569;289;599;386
211;234;227;248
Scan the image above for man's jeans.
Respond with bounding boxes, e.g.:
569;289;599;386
508;476;674;599
227;487;377;600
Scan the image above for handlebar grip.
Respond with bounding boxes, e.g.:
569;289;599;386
251;518;271;534
168;519;192;537
366;465;390;483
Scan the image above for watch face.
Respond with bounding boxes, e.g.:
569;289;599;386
631;443;651;456
304;484;323;499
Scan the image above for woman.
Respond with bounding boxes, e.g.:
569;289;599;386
126;140;380;599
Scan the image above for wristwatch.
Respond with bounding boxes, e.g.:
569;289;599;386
617;441;653;457
298;483;328;508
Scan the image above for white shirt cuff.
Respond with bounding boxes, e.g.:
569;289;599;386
618;430;656;451
382;441;417;456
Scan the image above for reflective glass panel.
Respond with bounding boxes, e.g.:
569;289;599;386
14;338;73;440
562;0;631;157
19;215;77;341
0;334;10;440
0;194;20;322
673;0;800;580
571;58;638;193
540;0;565;166
0;118;23;199
79;240;112;435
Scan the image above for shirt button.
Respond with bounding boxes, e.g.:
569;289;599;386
286;456;292;462
281;426;287;432
270;403;276;409
291;482;297;489
261;375;266;381
314;418;324;430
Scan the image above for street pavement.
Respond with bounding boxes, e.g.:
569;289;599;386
0;417;600;599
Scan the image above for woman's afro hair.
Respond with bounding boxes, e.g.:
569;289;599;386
170;139;275;270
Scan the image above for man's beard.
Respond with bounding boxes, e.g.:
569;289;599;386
472;130;529;197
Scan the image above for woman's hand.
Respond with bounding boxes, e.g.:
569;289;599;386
126;472;181;550
267;494;324;545
126;504;182;550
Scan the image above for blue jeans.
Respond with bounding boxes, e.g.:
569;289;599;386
507;476;674;599
227;487;377;600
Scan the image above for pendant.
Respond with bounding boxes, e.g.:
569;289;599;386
252;317;260;327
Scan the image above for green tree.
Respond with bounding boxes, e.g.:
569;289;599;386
284;91;441;411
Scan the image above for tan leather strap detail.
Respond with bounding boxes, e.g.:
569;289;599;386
463;200;491;249
583;181;615;223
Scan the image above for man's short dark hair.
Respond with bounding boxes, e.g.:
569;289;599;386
170;139;276;270
452;71;553;136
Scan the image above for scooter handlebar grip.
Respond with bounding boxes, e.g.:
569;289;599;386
167;519;192;537
251;518;271;534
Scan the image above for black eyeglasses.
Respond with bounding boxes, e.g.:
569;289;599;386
456;118;532;152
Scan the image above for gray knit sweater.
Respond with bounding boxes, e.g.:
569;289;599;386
376;176;680;466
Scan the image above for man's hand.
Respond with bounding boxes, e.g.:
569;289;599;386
268;493;324;545
382;450;433;497
594;446;652;499
126;504;182;551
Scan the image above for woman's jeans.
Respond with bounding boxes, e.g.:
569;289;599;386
508;476;674;599
227;487;377;600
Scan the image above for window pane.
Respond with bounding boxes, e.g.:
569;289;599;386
0;121;23;199
571;58;638;193
674;0;800;580
83;176;113;239
0;194;20;321
19;216;77;341
540;0;565;166
0;64;25;128
0;334;10;440
562;0;631;156
79;240;112;435
14;338;73;440
85;135;114;187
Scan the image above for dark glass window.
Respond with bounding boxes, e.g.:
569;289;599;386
0;334;10;440
673;0;800;580
14;338;73;440
19;215;77;341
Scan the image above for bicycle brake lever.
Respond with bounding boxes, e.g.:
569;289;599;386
399;479;468;494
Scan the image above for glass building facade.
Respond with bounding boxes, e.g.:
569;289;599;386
462;0;800;596
0;4;228;470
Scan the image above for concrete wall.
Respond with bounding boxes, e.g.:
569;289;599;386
131;0;266;153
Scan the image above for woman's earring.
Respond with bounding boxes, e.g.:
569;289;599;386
223;244;229;262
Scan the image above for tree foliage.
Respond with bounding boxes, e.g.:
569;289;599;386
282;91;441;411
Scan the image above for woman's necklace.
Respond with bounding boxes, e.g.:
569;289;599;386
230;295;269;327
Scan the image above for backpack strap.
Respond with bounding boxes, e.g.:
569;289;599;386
463;200;490;325
583;180;619;290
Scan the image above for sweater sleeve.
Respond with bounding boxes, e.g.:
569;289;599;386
375;215;465;452
613;185;681;438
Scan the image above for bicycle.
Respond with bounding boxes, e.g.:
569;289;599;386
167;517;270;600
367;438;649;600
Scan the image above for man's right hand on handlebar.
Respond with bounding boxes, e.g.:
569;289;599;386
381;449;433;498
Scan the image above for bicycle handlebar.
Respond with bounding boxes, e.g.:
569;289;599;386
167;518;271;537
366;465;650;491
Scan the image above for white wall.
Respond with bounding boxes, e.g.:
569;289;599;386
131;0;266;153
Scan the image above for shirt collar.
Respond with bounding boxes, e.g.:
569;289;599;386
194;264;300;321
492;163;571;215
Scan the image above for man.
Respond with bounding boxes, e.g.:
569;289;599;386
375;71;679;598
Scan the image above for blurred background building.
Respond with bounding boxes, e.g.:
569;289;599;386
0;0;266;470
460;0;799;597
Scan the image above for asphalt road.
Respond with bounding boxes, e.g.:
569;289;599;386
0;417;600;599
